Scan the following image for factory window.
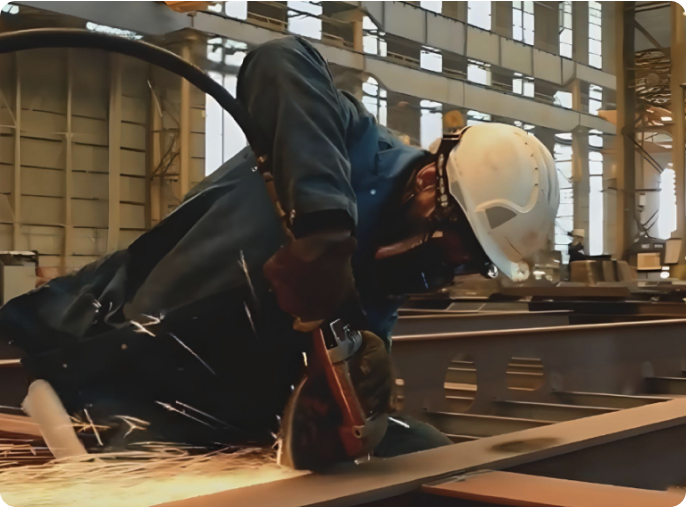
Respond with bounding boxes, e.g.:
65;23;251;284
554;91;573;109
362;77;388;127
206;71;248;175
421;100;443;149
288;1;322;40
421;47;443;72
559;1;573;58
224;1;248;20
589;1;602;69
363;16;387;57
420;1;442;14
467;60;491;86
589;84;603;115
554;139;574;262
468;1;491;30
1;3;19;14
467;110;492;126
658;164;677;240
513;74;534;98
589;149;604;255
513;1;534;46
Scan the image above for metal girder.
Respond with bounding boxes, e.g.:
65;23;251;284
155;398;686;507
393;311;570;336
393;319;686;418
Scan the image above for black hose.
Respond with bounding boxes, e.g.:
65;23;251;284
0;28;268;158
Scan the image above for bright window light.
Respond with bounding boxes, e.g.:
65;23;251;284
589;84;602;115
420;48;443;72
420;1;442;14
589;1;602;69
554;91;573;109
513;1;534;45
513;75;535;98
468;1;491;30
1;3;19;14
658;168;677;240
468;60;491;86
559;1;573;58
205;71;247;176
362;16;387;57
467;110;492;126
86;22;142;40
362;77;387;127
288;1;322;40
420;100;443;150
589;174;603;255
225;1;248;20
554;141;574;261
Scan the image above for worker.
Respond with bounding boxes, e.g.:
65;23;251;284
0;36;558;461
568;229;588;263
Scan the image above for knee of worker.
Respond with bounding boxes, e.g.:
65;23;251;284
373;415;452;458
237;36;328;100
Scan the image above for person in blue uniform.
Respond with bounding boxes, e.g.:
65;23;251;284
0;36;558;459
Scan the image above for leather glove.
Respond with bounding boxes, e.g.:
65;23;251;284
264;231;360;324
348;331;395;417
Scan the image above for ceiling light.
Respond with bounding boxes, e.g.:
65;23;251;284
661;116;673;122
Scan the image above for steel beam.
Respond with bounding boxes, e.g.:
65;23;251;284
393;311;570;336
392;319;686;418
154;398;686;507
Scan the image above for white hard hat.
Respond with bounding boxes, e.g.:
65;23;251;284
445;124;559;282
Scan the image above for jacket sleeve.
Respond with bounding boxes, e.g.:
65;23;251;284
237;36;357;237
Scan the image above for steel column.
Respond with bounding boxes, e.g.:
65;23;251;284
671;2;686;271
107;54;122;253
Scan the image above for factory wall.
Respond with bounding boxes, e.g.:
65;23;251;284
0;47;204;279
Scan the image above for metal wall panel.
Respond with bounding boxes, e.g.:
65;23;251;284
466;26;500;64
533;50;562;84
121;123;146;151
120;148;145;177
190;107;205;133
73;116;108;146
0;137;13;164
72;199;108;228
0;107;12;135
122;97;148;124
20;225;63;255
22;196;65;226
21;110;65;141
73;228;107;256
73;144;108;172
20;138;64;170
120;203;145;229
21;50;67;115
501;39;533;75
73;172;108;200
0;224;11;250
120;176;146;203
0;164;12;191
72;50;108;120
427;15;465;55
191;133;205;159
385;2;425;45
22;167;64;198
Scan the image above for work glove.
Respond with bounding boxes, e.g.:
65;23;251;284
349;330;395;417
264;231;362;325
